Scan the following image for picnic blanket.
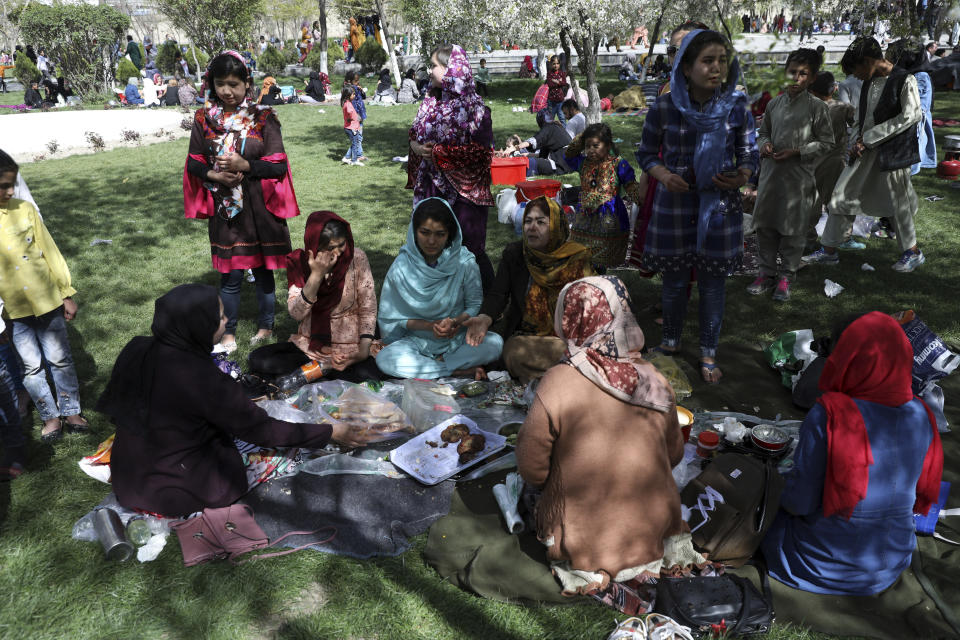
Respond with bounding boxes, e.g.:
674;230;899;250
246;451;455;559
605;108;648;117
424;469;583;604
731;541;960;639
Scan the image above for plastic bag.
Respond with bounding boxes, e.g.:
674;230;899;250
763;329;818;389
647;353;693;400
892;310;960;393
292;381;415;442
497;188;518;224
400;379;461;432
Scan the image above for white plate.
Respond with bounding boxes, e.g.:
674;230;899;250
389;415;507;485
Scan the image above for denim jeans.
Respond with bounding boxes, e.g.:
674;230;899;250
0;341;25;391
0;355;23;450
547;100;566;125
660;270;727;359
343;128;361;163
12;307;81;421
220;267;276;334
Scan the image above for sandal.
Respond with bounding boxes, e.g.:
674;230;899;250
699;360;722;385
0;462;24;481
63;415;90;434
40;426;63;443
647;344;678;357
606;616;646;640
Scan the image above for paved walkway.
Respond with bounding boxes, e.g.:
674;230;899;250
4;108;189;162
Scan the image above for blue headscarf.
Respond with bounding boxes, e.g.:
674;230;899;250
378;198;480;356
669;30;746;251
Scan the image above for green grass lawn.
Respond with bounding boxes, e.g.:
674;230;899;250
1;77;958;640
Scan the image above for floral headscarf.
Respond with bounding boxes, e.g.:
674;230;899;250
519;197;593;336
555;276;673;411
411;45;487;147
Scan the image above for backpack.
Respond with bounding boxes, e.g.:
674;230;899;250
680;453;784;567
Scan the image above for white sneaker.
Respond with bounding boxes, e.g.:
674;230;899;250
606;616;646;640
645;614;694;640
352;160;365;166
212;341;237;355
341;158;351;164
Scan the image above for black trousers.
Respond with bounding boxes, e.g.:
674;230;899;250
248;341;383;384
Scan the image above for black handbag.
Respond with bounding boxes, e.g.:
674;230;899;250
654;562;774;637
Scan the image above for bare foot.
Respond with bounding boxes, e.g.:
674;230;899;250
700;359;722;384
451;366;488;380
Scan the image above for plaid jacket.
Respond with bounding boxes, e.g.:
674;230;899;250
636;92;758;274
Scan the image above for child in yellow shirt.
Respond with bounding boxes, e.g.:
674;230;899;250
0;150;87;443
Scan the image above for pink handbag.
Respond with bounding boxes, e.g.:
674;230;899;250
170;504;334;566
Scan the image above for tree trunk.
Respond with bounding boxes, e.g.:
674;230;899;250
319;0;328;74
640;8;665;82
373;0;401;85
191;45;201;83
536;45;546;78
565;27;600;124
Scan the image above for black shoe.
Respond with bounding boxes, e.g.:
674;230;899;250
41;427;63;443
63;415;90;433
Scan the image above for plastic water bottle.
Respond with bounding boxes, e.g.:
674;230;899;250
126;515;152;546
275;360;328;393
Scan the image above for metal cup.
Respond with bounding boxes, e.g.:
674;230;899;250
93;508;134;562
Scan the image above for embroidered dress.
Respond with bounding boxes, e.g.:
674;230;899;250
183;100;299;273
566;154;643;268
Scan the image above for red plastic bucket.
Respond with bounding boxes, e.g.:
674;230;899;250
490;157;528;185
514;179;562;203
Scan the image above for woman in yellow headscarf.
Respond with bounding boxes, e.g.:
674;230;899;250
465;196;594;383
349;17;365;56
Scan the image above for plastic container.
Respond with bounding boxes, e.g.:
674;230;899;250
514;179;562;202
696;430;720;458
491;157;528;185
400;379;461;432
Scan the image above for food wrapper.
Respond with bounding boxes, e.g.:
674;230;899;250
292;381;415;442
647;353;693;400
78;434;115;483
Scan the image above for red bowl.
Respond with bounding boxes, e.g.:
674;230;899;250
750;425;789;451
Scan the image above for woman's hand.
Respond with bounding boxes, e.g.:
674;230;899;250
63;297;78;322
711;171;748;190
432;317;460;339
215;152;251;173
662;172;690;193
307;248;338;280
329;422;375;448
330;340;370;371
463;315;492;346
759;142;774;158
208;170;243;188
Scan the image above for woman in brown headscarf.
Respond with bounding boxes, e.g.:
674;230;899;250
464;196;593;383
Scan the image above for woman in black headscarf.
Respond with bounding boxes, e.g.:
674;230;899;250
97;284;370;518
300;70;326;104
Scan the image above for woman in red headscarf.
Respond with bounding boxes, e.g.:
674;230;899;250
248;211;383;383
761;311;942;596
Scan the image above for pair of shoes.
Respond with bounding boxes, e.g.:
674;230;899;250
62;414;90;433
746;275;775;295
40;425;63;443
249;332;273;347
892;249;925;272
837;238;867;250
772;277;791;302
699;360;722;385
645;613;694;640
352;160;365;166
801;247;839;265
213;341;238;355
0;462;25;481
606;616;646;640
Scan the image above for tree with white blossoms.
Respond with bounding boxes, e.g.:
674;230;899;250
417;0;662;123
